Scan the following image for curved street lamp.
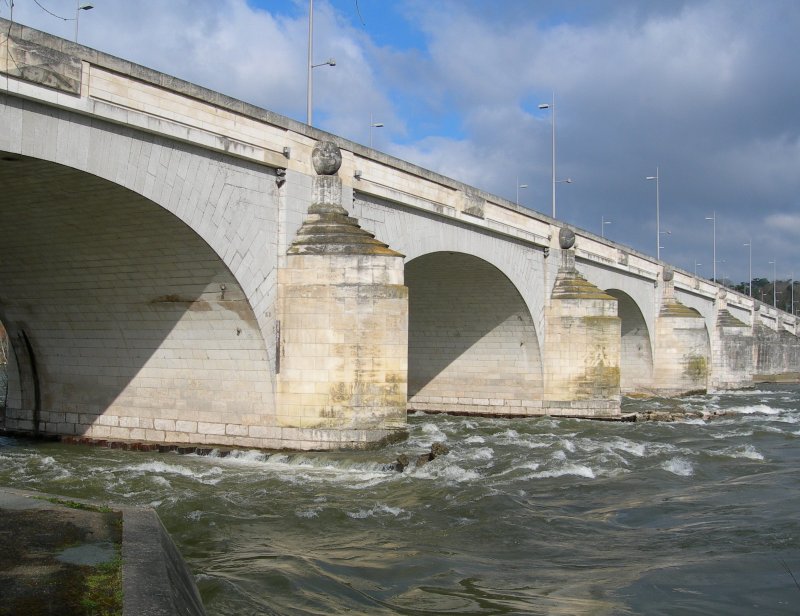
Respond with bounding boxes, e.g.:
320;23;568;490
75;2;93;43
601;216;611;238
538;94;557;218
705;211;716;282
646;168;661;260
306;0;336;126
516;177;528;205
743;240;752;296
369;113;383;148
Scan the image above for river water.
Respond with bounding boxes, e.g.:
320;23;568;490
2;387;800;615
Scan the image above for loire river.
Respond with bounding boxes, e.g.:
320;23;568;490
2;386;800;615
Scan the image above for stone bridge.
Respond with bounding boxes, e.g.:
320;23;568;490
1;21;798;449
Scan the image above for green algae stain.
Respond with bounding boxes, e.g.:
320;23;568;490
685;355;708;380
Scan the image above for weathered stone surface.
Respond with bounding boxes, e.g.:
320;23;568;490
312;140;342;175
1;35;81;94
559;227;576;249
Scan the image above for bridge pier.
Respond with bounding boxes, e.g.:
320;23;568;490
652;269;710;395
542;229;621;417
277;143;408;448
710;290;754;391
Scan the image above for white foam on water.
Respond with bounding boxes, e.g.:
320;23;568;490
346;503;406;519
198;451;396;489
725;404;781;415
413;462;481;483
552;450;567;461
731;445;764;461
515;439;551;450
776;412;800;424
210;450;269;465
724;389;790;396
120;461;223;485
421;422;448;440
710;429;754;439
494;461;542;479
683;418;708;425
464;447;494;461
295;508;320;519
464;435;485;444
606;438;647;457
526;464;596;480
560;439;576;453
150;475;171;488
661;457;694;476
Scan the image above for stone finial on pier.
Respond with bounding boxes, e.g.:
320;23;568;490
558;226;576;271
288;141;402;257
551;227;614;301
658;266;700;318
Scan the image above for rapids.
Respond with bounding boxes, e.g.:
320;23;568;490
2;386;800;614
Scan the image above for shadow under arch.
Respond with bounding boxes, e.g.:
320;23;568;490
606;289;653;395
0;153;274;438
406;252;542;414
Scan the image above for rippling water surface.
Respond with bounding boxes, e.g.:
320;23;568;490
2;386;800;614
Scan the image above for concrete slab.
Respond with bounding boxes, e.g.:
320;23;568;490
0;487;205;616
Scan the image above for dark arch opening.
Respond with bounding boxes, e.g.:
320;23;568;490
606;289;653;394
406;252;542;414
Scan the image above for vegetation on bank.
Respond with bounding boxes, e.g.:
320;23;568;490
82;553;123;616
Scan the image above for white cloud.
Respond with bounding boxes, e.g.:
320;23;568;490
4;0;800;281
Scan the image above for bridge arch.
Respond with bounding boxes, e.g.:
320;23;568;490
0;148;277;442
405;251;543;415
351;192;549;353
606;289;653;394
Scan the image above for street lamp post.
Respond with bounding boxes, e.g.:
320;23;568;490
769;259;777;307
538;94;557;218
705;211;716;282
601;216;611;238
516;177;528;205
646;167;661;260
306;0;335;126
743;239;752;297
75;2;93;43
369;113;383;148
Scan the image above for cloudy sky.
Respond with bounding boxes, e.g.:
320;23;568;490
4;0;800;288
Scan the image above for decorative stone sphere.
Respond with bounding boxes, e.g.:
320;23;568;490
663;267;674;282
754;301;761;312
312;141;342;175
558;227;575;250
